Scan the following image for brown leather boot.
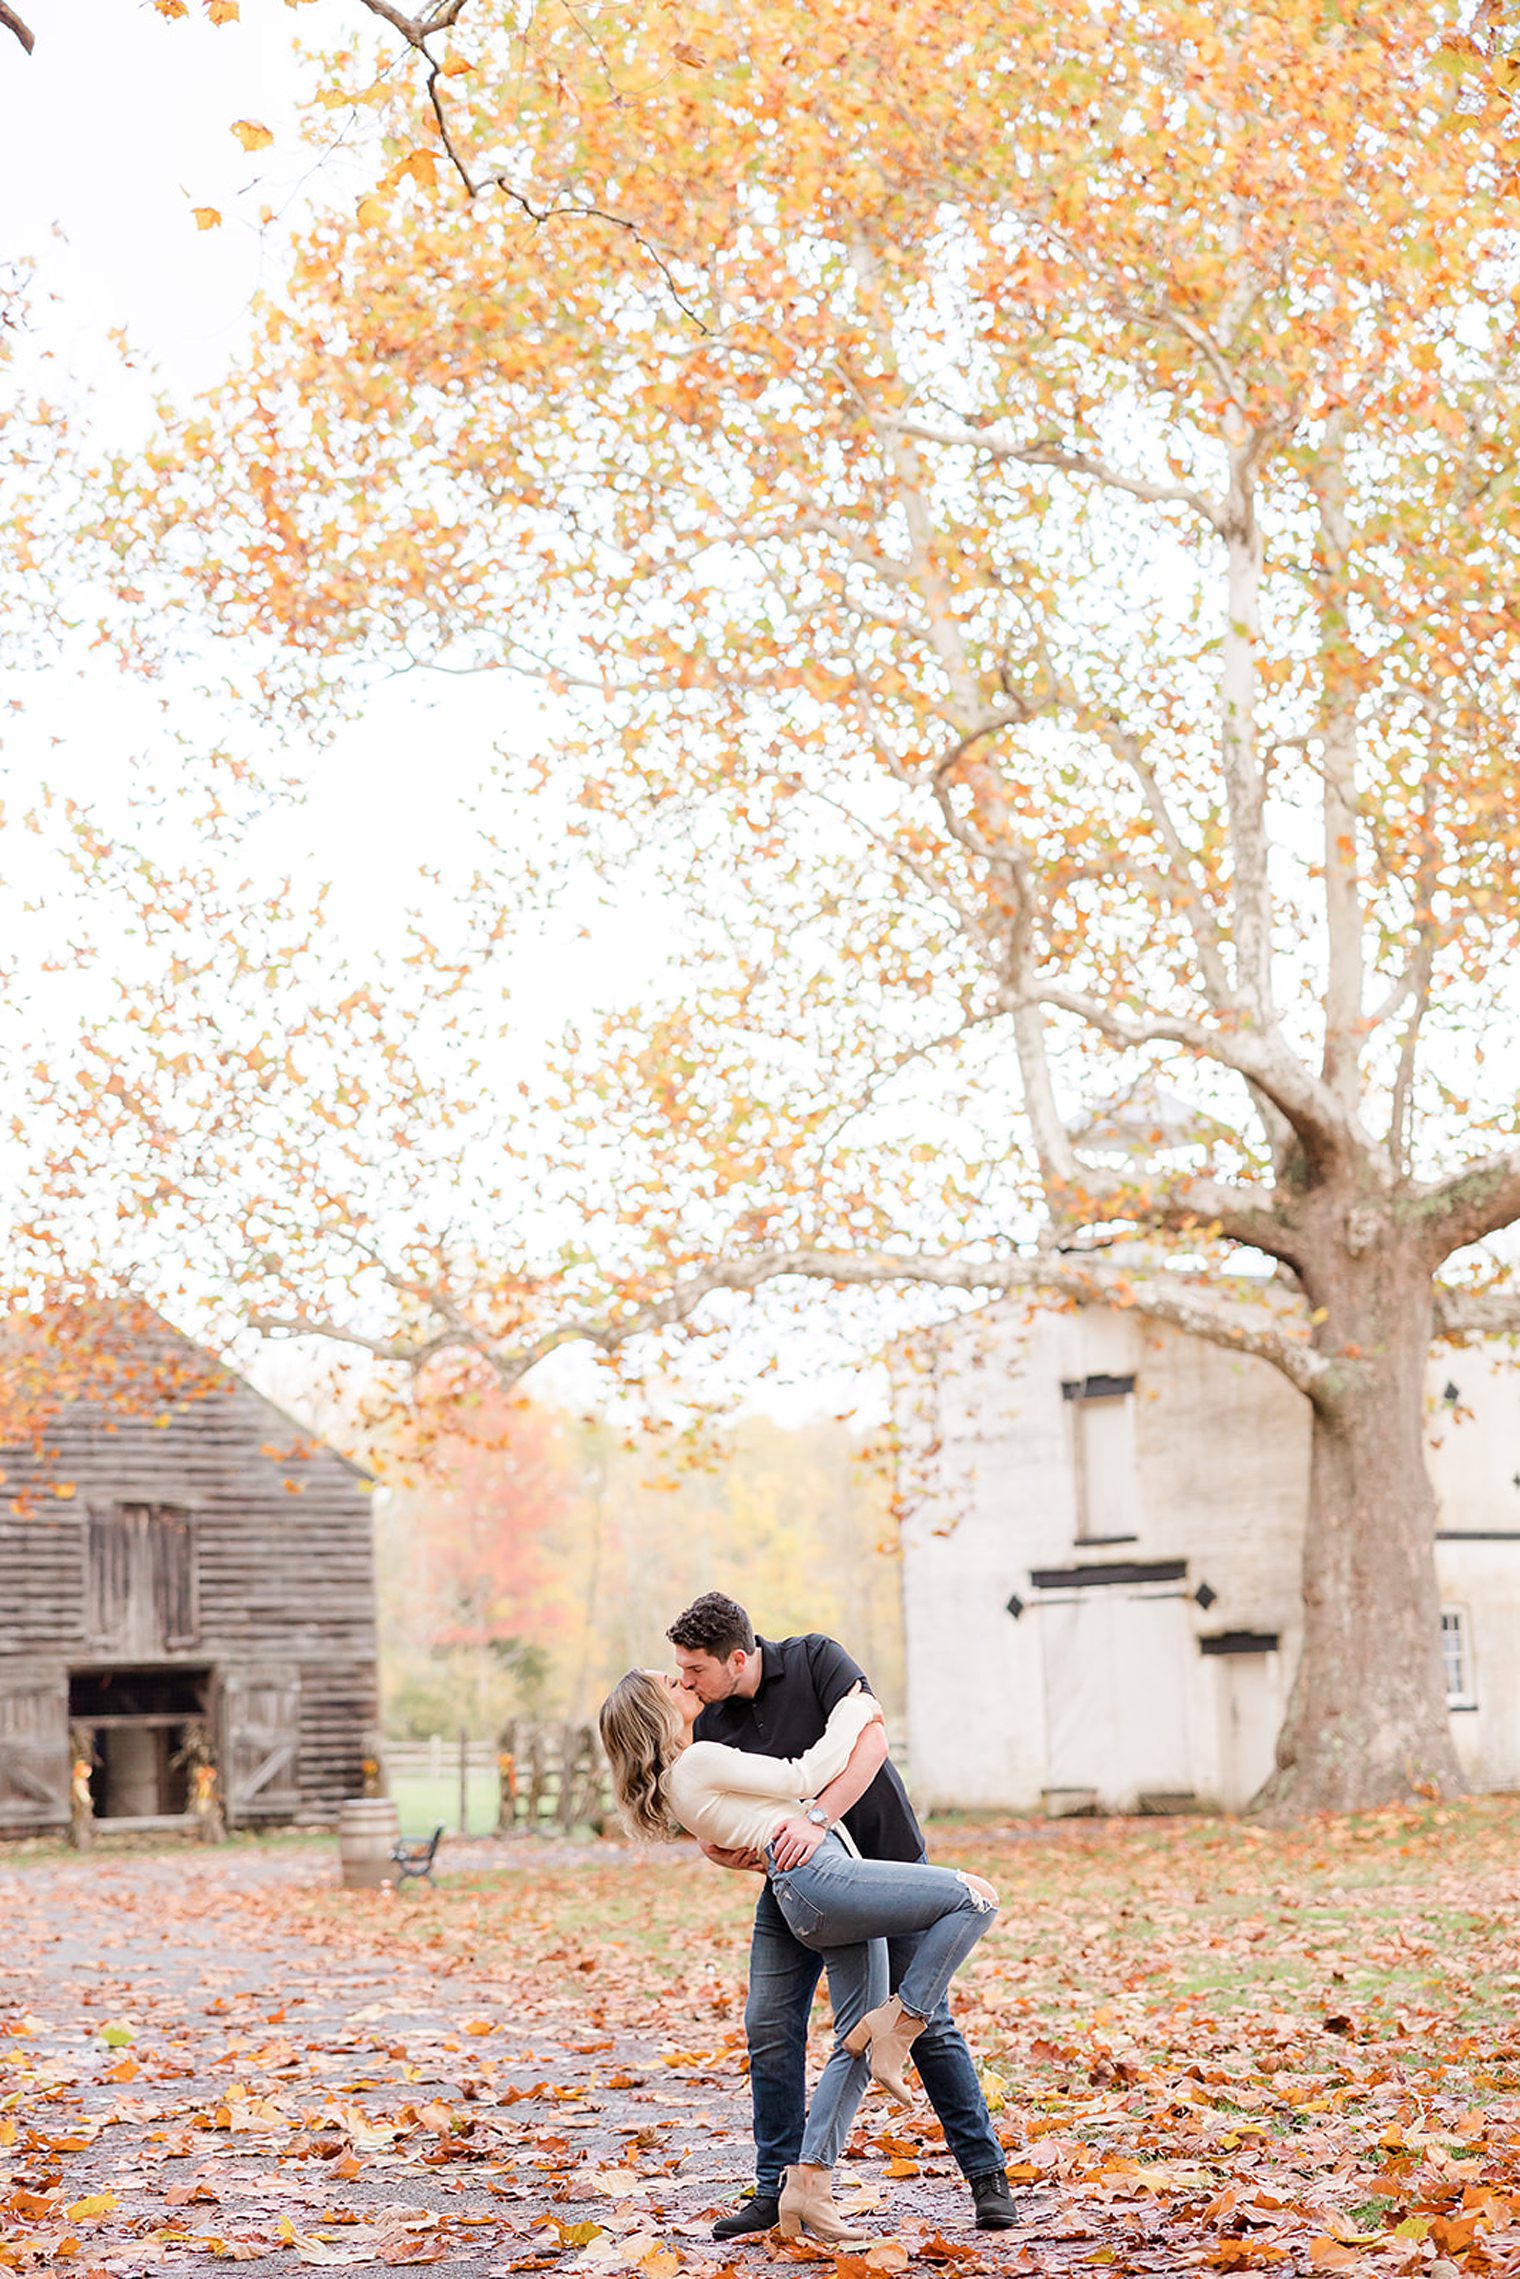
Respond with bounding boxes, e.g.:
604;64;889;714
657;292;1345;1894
841;1994;924;2107
776;2164;874;2246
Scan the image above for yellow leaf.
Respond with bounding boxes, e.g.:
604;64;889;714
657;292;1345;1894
206;0;239;20
231;120;274;152
356;197;389;229
401;148;439;188
67;2192;118;2220
192;207;223;231
53;1481;77;1499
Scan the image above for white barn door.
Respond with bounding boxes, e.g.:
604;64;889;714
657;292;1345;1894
1041;1589;1194;1809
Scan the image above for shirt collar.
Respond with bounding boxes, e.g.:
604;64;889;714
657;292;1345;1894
752;1636;788;1692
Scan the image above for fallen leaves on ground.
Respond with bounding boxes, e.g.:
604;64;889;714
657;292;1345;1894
2;1800;1520;2274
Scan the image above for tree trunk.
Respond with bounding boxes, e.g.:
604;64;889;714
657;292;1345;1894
1255;1237;1463;1818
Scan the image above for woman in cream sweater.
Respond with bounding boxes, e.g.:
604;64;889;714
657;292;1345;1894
598;1673;998;2246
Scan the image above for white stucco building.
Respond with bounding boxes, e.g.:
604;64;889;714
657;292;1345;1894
898;1302;1520;1813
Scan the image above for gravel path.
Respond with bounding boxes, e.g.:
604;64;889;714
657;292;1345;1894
0;1840;1013;2275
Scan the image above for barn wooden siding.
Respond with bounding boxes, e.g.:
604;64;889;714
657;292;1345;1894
0;1322;378;1836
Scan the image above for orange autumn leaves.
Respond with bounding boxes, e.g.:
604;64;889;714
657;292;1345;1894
10;1803;1520;2274
33;0;1520;1814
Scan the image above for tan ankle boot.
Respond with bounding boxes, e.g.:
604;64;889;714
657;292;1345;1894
842;1994;924;2107
776;2164;873;2246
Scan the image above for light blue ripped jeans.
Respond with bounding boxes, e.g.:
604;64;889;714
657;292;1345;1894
763;1832;997;2170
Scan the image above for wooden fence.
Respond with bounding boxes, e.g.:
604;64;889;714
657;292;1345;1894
381;1722;614;1836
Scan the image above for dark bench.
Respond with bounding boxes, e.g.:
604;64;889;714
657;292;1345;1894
390;1824;445;1886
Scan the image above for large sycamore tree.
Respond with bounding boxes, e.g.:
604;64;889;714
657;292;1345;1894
89;0;1520;1811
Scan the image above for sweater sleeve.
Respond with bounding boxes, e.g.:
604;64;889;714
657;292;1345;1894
670;1688;881;1817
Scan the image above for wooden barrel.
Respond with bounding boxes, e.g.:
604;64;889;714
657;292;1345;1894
338;1797;400;1890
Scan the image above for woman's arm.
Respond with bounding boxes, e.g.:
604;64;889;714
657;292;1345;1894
677;1687;884;1806
768;1716;890;1871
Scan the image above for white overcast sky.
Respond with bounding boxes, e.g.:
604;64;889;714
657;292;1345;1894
0;0;676;981
0;2;886;1425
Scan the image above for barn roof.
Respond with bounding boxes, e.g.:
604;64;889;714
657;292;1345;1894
0;1298;374;1490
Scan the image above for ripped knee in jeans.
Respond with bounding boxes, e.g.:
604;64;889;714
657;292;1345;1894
956;1870;999;1910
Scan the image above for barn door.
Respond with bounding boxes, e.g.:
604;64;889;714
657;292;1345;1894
1112;1592;1194;1800
0;1677;69;1828
1041;1594;1117;1798
87;1504;199;1657
222;1670;302;1822
1040;1589;1194;1809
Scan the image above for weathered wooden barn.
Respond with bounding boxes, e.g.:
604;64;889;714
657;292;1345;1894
0;1307;378;1837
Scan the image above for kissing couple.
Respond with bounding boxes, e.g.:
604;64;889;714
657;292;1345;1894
598;1591;1017;2245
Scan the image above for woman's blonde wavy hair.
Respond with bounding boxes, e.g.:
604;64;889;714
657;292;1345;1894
598;1671;684;1841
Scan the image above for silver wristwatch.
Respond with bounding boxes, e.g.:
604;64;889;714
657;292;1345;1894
803;1801;832;1830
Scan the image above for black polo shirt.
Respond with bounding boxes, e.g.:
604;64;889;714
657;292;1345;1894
693;1632;924;1863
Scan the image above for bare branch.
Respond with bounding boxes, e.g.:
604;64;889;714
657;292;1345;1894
1311;413;1365;1110
1408;1151;1520;1262
1432;1285;1520;1340
1218;432;1274;1026
1029;981;1357;1161
258;1242;1332;1398
884;418;1226;530
1081;1171;1304;1269
1076;712;1237;1012
352;0;711;328
351;0;465;48
0;0;33;54
1388;929;1436;1174
250;1308;462;1370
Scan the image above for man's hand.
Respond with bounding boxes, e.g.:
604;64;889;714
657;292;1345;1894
768;1813;828;1872
699;1840;766;1873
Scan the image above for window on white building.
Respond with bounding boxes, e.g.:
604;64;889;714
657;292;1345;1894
1062;1374;1141;1543
1441;1606;1476;1709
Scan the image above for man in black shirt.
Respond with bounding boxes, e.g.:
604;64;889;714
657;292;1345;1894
667;1591;1015;2238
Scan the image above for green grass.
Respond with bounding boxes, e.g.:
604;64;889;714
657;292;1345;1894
388;1768;505;1837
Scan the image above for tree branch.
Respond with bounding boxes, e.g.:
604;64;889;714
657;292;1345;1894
1407;1151;1520;1262
1077;1171;1305;1270
0;0;34;53
256;1240;1332;1401
1432;1285;1520;1340
352;0;466;48
1076;711;1237;1012
885;417;1226;531
1311;412;1366;1112
1029;981;1357;1160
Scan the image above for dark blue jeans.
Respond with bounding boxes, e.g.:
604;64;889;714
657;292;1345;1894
745;1867;1003;2195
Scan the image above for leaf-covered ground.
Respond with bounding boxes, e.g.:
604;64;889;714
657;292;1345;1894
4;1801;1520;2276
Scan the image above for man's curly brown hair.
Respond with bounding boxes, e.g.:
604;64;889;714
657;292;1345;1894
666;1591;756;1659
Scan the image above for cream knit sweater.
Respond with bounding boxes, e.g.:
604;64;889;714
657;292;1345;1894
662;1687;882;1855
